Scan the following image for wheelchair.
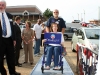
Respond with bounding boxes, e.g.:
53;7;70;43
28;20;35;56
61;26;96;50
41;44;64;74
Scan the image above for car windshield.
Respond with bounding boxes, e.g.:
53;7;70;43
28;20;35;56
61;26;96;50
85;29;100;39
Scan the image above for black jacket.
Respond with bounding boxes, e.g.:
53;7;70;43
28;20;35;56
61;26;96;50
13;22;21;41
0;12;16;46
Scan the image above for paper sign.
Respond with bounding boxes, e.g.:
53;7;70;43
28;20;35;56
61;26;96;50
44;33;61;44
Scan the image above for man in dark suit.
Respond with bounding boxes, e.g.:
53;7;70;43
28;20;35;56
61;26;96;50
0;0;21;75
14;16;22;67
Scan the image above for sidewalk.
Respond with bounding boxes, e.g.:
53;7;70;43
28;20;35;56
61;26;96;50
4;47;44;75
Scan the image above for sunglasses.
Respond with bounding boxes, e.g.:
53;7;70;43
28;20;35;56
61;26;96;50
0;4;4;6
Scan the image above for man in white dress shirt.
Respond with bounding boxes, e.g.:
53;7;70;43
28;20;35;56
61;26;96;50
0;0;21;75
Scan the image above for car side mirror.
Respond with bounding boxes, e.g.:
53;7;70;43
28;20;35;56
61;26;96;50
75;32;78;36
74;29;78;36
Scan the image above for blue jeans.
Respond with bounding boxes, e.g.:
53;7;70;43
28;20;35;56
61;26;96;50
34;39;41;54
46;45;60;67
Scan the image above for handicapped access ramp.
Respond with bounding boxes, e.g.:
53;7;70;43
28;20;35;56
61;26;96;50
30;56;74;75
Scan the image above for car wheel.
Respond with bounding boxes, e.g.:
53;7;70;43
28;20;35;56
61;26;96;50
71;43;76;52
64;35;68;40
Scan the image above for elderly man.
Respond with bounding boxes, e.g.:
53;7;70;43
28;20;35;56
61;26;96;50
46;9;66;34
0;0;21;75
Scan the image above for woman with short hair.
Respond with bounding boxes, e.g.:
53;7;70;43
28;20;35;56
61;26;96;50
22;21;34;65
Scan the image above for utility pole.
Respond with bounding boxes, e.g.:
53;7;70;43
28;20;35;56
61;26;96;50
99;7;100;25
99;7;100;20
81;13;83;21
72;16;74;20
77;13;79;20
83;9;85;22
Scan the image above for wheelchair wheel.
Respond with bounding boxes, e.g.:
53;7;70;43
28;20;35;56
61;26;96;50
41;66;44;73
61;66;63;74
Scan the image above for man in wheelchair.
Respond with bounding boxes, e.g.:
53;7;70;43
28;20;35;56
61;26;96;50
43;23;65;70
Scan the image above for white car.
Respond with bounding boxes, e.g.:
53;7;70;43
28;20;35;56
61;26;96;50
19;25;34;32
71;27;100;52
19;25;25;32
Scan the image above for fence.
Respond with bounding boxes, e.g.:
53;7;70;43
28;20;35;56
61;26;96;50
76;43;98;75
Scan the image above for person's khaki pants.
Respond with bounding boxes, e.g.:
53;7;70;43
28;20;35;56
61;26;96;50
23;42;34;63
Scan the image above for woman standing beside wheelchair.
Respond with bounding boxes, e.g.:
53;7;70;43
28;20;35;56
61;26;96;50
43;23;64;70
22;21;34;65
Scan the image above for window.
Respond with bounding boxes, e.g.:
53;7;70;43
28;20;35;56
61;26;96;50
77;30;83;36
65;27;77;33
65;27;71;33
85;29;99;39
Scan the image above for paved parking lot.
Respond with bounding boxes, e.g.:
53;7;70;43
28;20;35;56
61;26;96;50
4;40;77;75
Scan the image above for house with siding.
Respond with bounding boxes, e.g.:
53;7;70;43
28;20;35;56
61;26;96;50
6;5;44;23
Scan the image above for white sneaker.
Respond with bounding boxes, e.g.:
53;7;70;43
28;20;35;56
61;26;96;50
38;53;42;55
34;54;38;57
50;62;54;67
34;54;40;57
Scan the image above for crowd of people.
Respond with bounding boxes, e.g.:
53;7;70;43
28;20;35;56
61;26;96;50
0;0;66;75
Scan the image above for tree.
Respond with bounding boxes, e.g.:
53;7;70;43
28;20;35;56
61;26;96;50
43;8;53;20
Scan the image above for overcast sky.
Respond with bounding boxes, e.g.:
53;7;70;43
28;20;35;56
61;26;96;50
6;0;100;22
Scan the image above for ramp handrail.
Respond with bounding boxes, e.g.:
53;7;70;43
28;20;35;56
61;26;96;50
76;42;98;75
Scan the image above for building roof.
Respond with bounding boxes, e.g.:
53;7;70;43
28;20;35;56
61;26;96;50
6;5;43;15
89;19;99;22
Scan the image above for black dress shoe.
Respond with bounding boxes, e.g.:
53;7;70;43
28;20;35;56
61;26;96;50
15;63;22;67
23;62;27;64
30;63;33;65
10;72;21;75
3;55;6;59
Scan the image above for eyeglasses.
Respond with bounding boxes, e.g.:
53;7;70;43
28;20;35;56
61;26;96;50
0;4;4;6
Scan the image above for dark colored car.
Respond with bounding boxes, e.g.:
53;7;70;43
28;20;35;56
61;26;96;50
72;20;80;23
64;27;77;40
